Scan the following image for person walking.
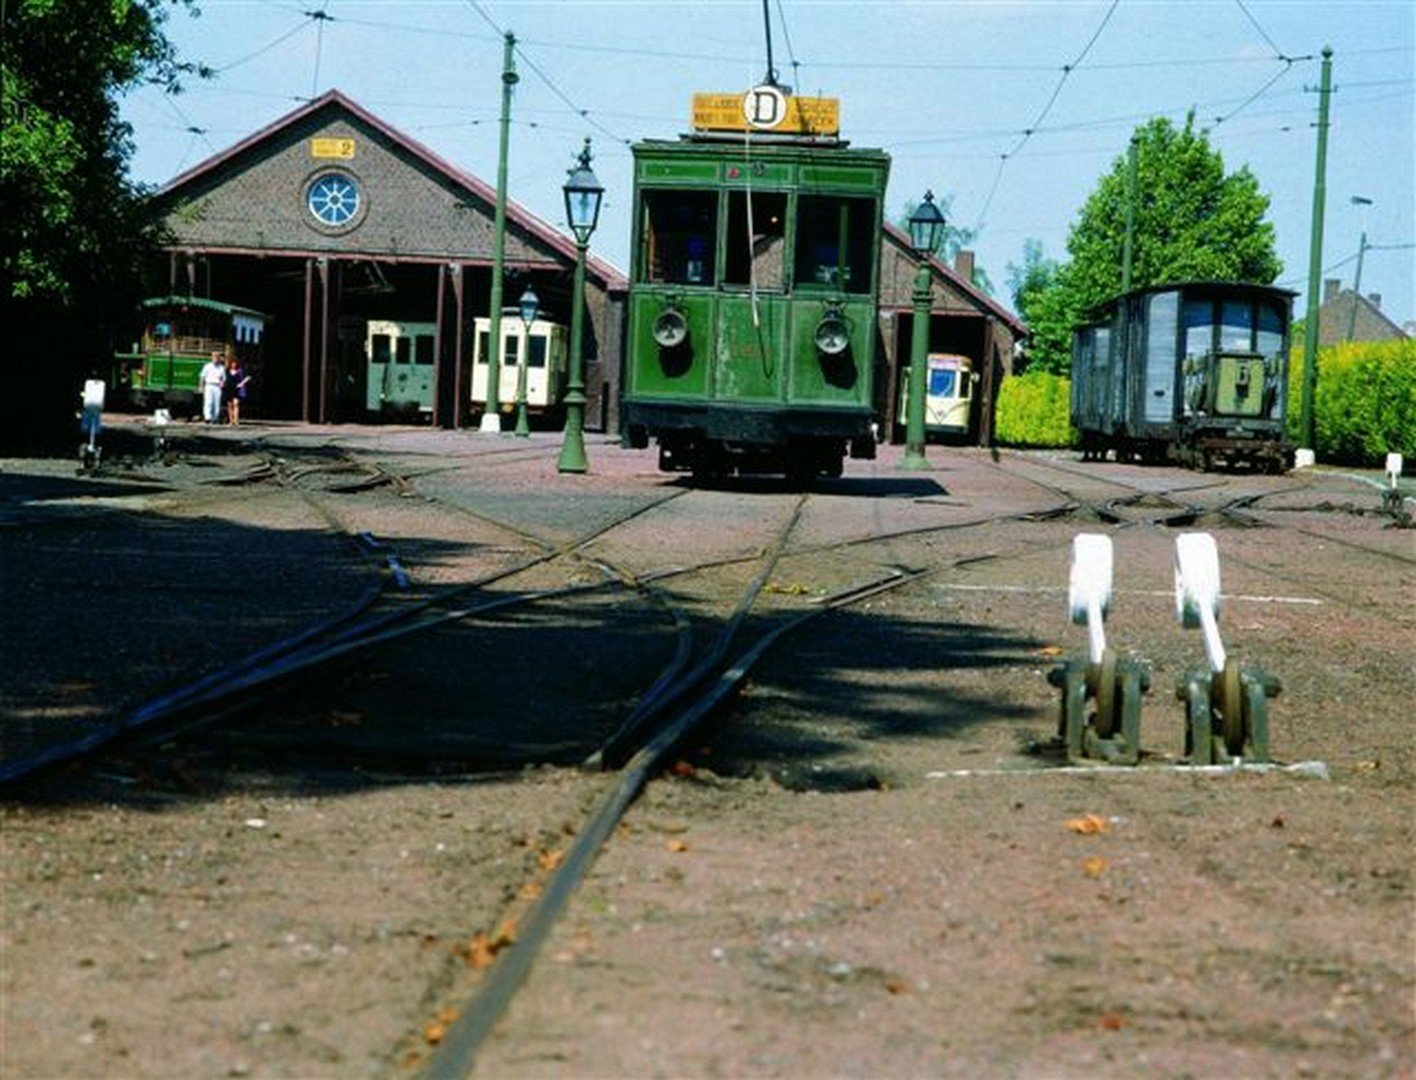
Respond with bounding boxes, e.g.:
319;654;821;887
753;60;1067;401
224;356;250;426
200;352;226;424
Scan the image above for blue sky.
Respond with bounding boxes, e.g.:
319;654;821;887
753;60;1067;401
121;0;1415;329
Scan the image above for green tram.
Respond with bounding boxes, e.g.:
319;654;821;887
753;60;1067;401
621;91;890;482
113;295;267;415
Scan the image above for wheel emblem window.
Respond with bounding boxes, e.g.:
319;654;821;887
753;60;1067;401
307;173;361;226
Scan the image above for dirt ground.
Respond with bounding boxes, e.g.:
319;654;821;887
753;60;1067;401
2;421;1412;1078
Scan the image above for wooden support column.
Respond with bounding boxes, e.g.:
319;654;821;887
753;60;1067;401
318;257;330;424
302;258;314;423
451;264;465;428
433;264;446;428
979;319;997;448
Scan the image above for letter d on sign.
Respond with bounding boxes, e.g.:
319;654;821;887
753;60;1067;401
744;85;787;130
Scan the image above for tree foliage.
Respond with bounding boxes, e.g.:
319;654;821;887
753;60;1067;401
1287;339;1416;464
1016;115;1282;375
1;0;203;446
1006;239;1069;375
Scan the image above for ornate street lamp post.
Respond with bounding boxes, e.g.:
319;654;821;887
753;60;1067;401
901;190;944;470
513;284;538;437
557;138;604;474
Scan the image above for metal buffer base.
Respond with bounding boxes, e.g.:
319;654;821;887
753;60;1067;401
1048;648;1149;764
1173;532;1281;765
1177;660;1280;765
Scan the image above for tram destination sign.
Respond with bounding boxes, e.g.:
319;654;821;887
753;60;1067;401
692;87;840;136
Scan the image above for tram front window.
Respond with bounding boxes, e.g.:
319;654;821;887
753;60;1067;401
795;195;875;293
725;191;787;290
642;190;717;286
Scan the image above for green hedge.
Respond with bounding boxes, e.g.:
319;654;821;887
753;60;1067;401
1287;339;1416;465
996;371;1074;447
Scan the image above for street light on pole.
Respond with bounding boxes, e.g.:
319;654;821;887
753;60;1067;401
558;138;604;475
901;190;944;471
1346;195;1373;342
513;284;538;437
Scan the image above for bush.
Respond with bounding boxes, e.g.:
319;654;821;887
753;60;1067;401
996;371;1074;447
1287;340;1416;465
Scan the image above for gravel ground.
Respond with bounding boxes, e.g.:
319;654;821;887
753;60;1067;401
2;418;1412;1079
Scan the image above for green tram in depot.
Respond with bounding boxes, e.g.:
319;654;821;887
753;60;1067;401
621;87;889;482
112;295;268;416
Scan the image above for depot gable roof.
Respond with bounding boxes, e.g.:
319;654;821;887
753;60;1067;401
158;89;626;291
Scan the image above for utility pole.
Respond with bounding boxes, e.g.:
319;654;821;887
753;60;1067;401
1122;135;1139;293
481;31;518;433
1298;45;1332;467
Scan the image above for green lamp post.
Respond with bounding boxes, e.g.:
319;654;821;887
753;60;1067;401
901;190;944;470
513;284;538;437
557;138;604;474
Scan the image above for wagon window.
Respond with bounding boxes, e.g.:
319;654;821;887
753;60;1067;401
371;333;392;365
641;190;717;285
725;191;788;289
1256;302;1284;358
795;195;875;293
476;330;490;365
1183;300;1214;359
395;337;411;365
1220;300;1253;351
415;334;435;366
528;334;547;369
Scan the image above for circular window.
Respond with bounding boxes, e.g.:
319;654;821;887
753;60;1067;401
306;172;361;227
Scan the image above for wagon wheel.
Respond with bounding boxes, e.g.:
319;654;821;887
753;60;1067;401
1093;648;1120;738
1218;657;1246;756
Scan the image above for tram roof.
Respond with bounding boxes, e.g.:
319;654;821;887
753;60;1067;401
140;295;270;322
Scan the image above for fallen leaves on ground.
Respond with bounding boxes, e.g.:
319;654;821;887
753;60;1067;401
1082;856;1108;878
1064;814;1109;835
423;1005;460;1044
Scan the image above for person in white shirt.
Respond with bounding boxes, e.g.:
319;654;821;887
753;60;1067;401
200;352;226;423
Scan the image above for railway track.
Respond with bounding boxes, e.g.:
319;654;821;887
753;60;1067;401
6;434;1411;1079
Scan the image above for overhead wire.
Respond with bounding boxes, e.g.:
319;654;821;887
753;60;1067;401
772;0;802;89
971;0;1120;232
211;14;316;74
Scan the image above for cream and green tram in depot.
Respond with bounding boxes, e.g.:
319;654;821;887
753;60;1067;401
896;352;977;441
470;312;569;425
365;320;436;418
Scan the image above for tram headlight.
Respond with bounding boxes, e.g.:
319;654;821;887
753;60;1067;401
814;310;851;356
652;306;688;349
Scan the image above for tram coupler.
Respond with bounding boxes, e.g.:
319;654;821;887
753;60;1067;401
1173;532;1280;764
1047;534;1149;765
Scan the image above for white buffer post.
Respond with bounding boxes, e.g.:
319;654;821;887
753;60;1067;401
1174;531;1225;674
1068;533;1113;665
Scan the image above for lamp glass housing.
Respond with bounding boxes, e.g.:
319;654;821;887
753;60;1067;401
518;285;540;327
908;190;946;258
563;141;604;244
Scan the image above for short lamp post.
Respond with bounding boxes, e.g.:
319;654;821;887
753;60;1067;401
902;190;944;470
558;138;603;474
513;284;538;437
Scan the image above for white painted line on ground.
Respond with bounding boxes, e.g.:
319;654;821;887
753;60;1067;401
932;583;1323;605
925;761;1331;780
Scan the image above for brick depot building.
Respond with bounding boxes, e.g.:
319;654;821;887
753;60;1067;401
152;90;626;428
876;225;1027;446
